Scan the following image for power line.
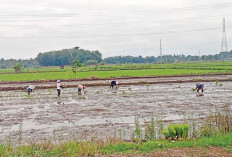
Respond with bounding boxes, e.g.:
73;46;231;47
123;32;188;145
0;25;231;39
0;2;232;18
0;13;232;28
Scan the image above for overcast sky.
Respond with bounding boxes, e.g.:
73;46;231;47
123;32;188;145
0;0;232;59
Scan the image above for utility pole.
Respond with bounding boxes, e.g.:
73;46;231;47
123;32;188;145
221;17;228;52
160;39;162;57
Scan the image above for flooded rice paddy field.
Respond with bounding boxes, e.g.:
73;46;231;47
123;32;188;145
0;81;232;144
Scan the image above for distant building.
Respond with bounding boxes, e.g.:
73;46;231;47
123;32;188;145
60;65;65;69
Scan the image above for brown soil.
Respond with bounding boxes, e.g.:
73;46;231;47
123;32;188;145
104;147;232;157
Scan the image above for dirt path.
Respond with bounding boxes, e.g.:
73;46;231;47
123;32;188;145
104;147;232;157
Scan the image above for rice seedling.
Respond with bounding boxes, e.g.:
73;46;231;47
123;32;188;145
162;123;190;140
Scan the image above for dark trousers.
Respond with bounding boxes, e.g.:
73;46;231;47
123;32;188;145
57;89;61;96
78;88;82;95
27;89;32;95
197;88;203;92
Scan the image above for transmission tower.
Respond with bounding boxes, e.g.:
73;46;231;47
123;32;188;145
221;17;228;52
160;39;162;57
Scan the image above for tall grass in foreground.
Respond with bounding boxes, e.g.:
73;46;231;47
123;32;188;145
201;107;232;137
0;133;231;156
0;110;231;156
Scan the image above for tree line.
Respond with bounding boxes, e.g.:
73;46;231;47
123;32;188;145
1;47;232;69
0;58;39;69
103;51;232;64
0;47;102;69
36;48;102;66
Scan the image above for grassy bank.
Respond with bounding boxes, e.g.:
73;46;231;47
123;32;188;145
1;61;232;81
0;134;231;156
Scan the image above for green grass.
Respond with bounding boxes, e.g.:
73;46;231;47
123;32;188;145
1;61;232;81
0;134;231;156
100;134;232;154
0;69;231;82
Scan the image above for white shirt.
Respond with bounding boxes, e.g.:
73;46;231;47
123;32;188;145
77;85;83;90
28;85;35;89
57;83;61;89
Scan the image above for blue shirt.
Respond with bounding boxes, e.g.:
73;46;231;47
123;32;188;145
197;84;204;89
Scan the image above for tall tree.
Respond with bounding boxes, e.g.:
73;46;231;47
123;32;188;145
13;62;23;73
71;59;81;78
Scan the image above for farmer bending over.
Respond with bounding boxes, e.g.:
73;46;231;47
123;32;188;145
27;85;35;95
78;85;86;95
57;80;64;97
110;81;118;89
194;83;204;93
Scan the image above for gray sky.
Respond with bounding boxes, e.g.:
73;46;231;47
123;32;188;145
0;0;232;59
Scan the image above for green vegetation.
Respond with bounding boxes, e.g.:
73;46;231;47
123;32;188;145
36;48;102;66
162;123;190;140
70;59;81;78
0;132;231;156
1;61;232;81
1;47;232;69
0;111;231;156
100;134;232;154
13;62;23;73
103;51;232;64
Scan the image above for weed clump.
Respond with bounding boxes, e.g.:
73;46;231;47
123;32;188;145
201;109;232;137
144;114;155;140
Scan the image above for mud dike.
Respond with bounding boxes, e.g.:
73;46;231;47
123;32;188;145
1;74;232;91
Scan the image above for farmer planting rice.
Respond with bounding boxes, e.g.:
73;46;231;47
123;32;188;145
27;85;35;95
56;80;64;97
110;81;118;89
193;83;204;96
77;85;86;95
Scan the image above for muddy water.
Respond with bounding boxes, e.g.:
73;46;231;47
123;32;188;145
1;74;232;89
0;82;231;144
